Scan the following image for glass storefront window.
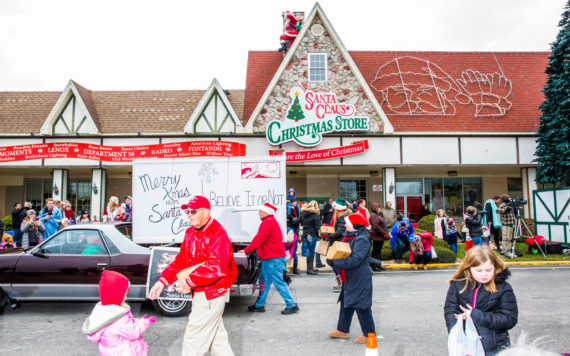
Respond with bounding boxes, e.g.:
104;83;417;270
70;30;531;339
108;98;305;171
339;180;366;204
68;180;91;218
26;179;52;212
463;178;483;208
424;178;444;211
395;178;423;195
444;178;463;218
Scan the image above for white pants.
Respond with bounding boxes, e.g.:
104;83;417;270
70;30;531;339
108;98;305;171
183;292;234;356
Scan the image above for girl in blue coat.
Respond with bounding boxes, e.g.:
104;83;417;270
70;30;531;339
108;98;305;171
326;213;375;345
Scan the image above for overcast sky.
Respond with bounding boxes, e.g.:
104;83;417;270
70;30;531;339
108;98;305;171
0;0;565;91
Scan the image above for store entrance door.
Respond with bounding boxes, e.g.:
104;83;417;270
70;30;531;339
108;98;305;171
396;196;423;223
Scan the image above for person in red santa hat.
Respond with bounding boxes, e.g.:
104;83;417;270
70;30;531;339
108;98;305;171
82;270;155;356
326;212;376;344
239;202;299;315
278;11;302;52
148;195;238;356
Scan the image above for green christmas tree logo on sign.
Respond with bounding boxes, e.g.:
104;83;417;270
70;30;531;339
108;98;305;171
287;92;305;123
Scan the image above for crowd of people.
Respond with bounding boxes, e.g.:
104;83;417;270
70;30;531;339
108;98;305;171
3;195;133;250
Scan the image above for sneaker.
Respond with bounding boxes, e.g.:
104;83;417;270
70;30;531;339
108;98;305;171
332;285;342;293
328;330;350;339
354;335;367;344
248;305;265;313
306;269;318;275
423;265;428;270
395;259;403;264
281;304;299;315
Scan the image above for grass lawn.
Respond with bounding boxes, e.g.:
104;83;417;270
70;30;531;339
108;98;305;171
456;241;569;262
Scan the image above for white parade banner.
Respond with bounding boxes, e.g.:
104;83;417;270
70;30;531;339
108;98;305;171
132;156;287;244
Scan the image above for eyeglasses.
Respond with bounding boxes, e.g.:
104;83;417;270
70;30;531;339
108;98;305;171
184;208;205;215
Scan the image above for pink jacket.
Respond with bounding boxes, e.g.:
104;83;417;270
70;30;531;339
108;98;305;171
283;233;298;259
83;302;151;356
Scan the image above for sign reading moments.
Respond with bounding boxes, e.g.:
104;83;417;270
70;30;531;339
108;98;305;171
266;87;370;147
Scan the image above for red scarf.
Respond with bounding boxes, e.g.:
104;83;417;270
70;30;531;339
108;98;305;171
338;234;358;283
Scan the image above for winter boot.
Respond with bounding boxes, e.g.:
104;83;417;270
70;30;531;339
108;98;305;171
306;256;318;275
292;261;299;275
277;41;288;52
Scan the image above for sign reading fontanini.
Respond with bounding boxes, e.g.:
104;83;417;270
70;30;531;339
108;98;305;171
266;87;370;147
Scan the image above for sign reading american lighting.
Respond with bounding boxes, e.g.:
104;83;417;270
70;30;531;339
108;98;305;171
266;87;369;147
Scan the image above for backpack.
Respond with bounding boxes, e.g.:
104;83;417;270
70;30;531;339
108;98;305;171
545;241;563;254
410;240;424;254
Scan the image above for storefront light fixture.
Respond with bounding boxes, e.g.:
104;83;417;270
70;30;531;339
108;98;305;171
389;182;394;194
52;184;59;195
92;184;98;195
369;170;379;177
447;171;458;177
289;171;297;176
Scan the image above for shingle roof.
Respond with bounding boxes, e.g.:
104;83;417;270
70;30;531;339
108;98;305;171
243;51;548;132
0;88;245;134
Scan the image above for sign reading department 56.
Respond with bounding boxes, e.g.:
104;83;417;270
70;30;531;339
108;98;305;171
266;87;370;147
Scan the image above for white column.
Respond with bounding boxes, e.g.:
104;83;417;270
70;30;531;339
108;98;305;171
91;169;107;221
521;167;537;219
51;169;68;202
382;167;396;209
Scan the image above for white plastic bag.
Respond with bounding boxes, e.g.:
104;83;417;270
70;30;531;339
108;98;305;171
430;245;438;259
448;315;485;356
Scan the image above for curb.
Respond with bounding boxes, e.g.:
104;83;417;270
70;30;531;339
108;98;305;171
383;261;570;269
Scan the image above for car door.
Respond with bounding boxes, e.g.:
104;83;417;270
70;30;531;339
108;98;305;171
12;229;110;300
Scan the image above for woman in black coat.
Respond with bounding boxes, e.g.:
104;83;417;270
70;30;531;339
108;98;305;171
444;246;518;355
300;201;321;275
326;213;375;345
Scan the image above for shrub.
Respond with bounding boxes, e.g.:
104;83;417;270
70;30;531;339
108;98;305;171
432;247;456;263
432;237;450;249
2;216;12;231
414;228;425;234
417;214;436;233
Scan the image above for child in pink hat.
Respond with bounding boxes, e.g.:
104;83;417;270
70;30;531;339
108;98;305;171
82;270;155;356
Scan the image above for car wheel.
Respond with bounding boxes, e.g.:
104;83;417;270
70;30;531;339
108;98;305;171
151;298;192;317
0;289;8;314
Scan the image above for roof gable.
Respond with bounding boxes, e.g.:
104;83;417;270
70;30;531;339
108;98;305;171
184;78;246;134
40;80;100;135
244;3;394;134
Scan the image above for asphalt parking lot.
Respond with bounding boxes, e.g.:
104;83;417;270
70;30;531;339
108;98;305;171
1;266;569;355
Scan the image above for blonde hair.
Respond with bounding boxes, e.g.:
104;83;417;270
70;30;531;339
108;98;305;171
436;209;445;217
449;246;507;293
466;206;477;214
302;200;320;214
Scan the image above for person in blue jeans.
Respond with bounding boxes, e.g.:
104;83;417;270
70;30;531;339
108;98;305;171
241;203;299;315
11;202;31;248
390;220;414;263
464;206;486;247
300;201;321;275
445;218;459;254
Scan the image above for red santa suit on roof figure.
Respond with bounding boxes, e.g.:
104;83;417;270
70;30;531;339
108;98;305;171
278;11;302;52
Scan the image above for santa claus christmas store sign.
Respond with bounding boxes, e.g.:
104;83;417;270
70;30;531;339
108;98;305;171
0;141;246;162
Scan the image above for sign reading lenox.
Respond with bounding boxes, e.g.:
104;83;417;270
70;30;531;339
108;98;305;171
266;87;369;147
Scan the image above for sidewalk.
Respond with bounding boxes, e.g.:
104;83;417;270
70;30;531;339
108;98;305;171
292;249;570;272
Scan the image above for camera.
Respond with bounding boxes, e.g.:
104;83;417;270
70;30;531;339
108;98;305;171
511;197;527;206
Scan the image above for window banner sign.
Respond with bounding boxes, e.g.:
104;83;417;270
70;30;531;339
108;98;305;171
266;87;370;147
0;141;246;163
269;140;369;162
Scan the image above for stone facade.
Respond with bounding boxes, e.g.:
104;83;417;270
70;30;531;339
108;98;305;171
253;15;384;133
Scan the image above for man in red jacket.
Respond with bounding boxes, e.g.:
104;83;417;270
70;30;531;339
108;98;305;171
239;203;299;315
148;195;237;356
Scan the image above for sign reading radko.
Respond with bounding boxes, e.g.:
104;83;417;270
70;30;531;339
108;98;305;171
266;87;370;147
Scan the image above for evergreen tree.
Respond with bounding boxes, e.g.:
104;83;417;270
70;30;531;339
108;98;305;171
286;92;305;122
536;1;570;186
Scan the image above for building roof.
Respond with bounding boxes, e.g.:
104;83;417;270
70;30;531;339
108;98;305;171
244;50;548;132
0;51;547;135
0;87;244;134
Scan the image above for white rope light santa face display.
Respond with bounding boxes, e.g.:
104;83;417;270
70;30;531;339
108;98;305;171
370;56;512;118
